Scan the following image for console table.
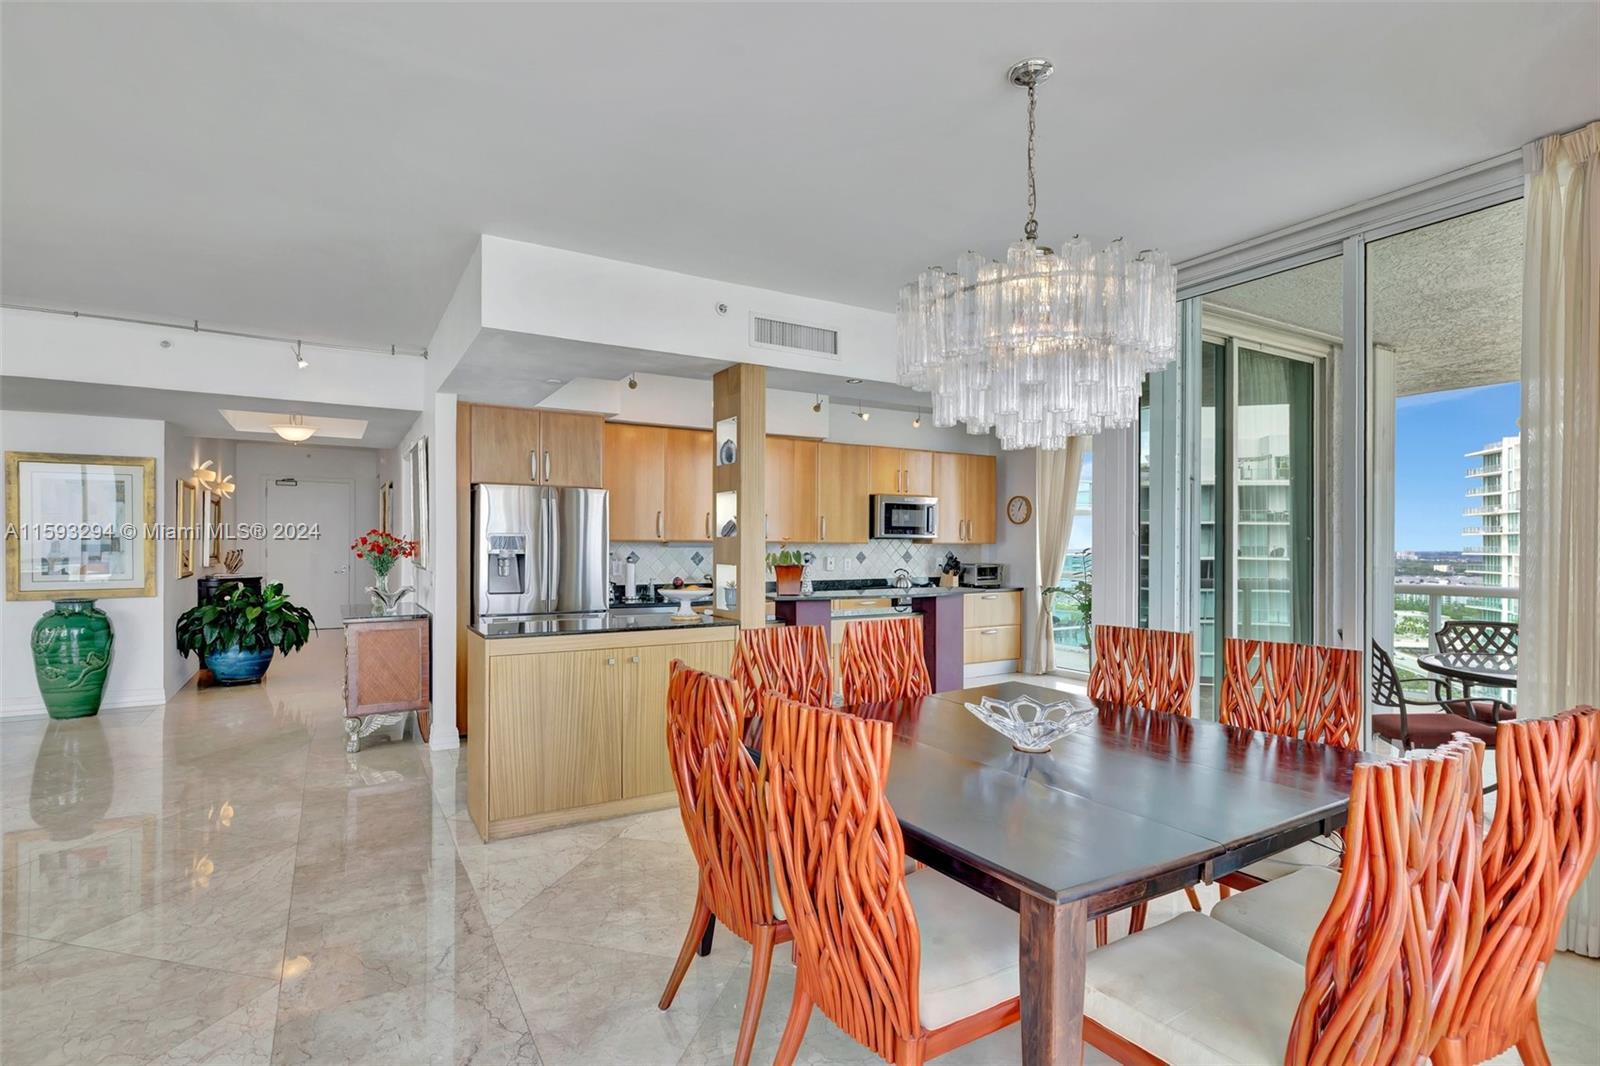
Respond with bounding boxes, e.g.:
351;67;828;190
341;603;431;752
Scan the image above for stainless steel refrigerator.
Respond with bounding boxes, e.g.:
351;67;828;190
473;484;608;621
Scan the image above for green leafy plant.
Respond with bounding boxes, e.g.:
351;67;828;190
175;581;316;660
765;548;804;571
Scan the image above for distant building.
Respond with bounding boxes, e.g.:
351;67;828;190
1463;435;1520;620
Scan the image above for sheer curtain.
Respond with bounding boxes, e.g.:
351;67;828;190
1030;438;1086;674
1521;121;1600;957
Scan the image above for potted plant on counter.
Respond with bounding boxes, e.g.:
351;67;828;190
175;581;315;685
766;547;805;596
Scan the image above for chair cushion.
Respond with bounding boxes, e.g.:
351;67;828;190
1084;912;1303;1065
1371;711;1496;745
905;869;1020;1030
1234;837;1341;882
1211;866;1339;962
1442;698;1516;724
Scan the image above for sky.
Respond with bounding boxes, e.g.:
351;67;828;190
1394;381;1520;552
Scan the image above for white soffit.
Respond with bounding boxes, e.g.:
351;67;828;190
219;409;369;440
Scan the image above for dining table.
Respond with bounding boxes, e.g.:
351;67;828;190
846;680;1369;1066
1416;650;1518;693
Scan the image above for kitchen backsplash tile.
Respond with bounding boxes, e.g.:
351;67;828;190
610;541;984;589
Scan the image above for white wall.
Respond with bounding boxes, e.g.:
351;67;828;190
230;441;382;610
1;410;169;715
992;448;1042;668
1;308;424;411
392;395;458;750
478;236;899;383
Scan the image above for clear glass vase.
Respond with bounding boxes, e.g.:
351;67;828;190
367;570;413;613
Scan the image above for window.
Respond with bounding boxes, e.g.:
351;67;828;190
1052;449;1093;674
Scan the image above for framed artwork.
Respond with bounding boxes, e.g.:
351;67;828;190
4;451;157;599
175;479;197;579
406;437;429;570
204;493;224;567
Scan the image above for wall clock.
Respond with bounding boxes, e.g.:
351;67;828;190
1006;495;1033;525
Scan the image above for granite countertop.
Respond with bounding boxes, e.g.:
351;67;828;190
342;602;431;623
770;585;1024;603
471;611;738;639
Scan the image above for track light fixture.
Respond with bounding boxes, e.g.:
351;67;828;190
913;410;923;428
855;403;871;422
627;373;639;390
812;394;823;413
293;341;308;370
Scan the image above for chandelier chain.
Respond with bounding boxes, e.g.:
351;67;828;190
1024;82;1039;242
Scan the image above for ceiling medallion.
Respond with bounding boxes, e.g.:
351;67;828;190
896;58;1177;450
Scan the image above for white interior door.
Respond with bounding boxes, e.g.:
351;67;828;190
263;477;354;630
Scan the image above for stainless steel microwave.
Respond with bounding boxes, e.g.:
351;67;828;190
870;495;938;540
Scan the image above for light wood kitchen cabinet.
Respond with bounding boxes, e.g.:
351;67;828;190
469;404;604;487
764;435;819;543
663;428;714;541
605;422;668;540
467;627;735;840
818;442;873;542
934;452;998;544
868;447;934;496
604;423;714;541
487;648;624;820
963;589;1023;664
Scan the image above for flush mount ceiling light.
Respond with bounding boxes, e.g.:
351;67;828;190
292;341;309;370
896;58;1177;450
271;415;317;443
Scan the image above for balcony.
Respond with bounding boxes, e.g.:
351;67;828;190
1392;581;1520;654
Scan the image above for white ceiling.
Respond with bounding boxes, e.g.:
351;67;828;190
3;3;1595;353
0;377;418;447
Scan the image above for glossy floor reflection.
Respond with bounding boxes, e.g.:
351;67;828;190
2;634;1596;1064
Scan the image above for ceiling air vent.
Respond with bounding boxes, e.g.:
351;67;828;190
750;313;839;358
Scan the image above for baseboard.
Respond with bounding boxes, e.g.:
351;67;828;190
1;687;167;720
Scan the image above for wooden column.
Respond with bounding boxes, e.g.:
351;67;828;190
712;365;767;629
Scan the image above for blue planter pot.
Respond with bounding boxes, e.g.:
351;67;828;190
205;645;274;685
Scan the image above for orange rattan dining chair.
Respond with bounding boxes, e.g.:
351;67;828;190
1088;624;1198;943
763;693;1023;1066
839;616;934;705
1215;638;1362;889
730;623;832;732
1083;734;1484;1066
1088;623;1195;717
1433;706;1599;1066
658;663;791;1066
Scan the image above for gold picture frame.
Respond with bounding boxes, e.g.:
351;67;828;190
175;479;196;579
205;492;224;567
5;451;158;600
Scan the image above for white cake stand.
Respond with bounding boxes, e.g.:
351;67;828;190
659;587;710;620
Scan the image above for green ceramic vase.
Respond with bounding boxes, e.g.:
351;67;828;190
31;599;114;719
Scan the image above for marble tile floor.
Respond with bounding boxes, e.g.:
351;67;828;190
1;632;1595;1065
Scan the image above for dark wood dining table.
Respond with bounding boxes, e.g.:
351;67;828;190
847;680;1368;1066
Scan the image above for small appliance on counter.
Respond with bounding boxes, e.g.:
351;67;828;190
870;494;938;540
960;562;1007;588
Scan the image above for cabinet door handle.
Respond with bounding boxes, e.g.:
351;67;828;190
705;511;711;539
981;628;999;635
656;510;664;538
764;514;769;539
630;655;640;664
606;657;617;666
530;450;538;482
543;451;551;482
982;594;997;600
820;515;827;540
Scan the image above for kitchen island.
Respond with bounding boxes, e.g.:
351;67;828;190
465;612;736;841
773;584;1025;691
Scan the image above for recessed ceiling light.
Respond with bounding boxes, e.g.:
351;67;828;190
544;378;564;385
846;378;862;384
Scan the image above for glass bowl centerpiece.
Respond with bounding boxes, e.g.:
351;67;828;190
964;694;1097;753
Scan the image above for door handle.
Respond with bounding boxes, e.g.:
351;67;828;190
630;655;640;664
530;451;538;482
657;510;663;539
543;451;552;483
982;594;997;600
820;515;827;540
606;657;617;666
705;511;711;539
764;514;769;539
981;628;999;635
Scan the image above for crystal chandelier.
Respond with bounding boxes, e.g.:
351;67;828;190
896;59;1178;450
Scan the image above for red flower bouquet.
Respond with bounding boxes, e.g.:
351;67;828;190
350;529;418;584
